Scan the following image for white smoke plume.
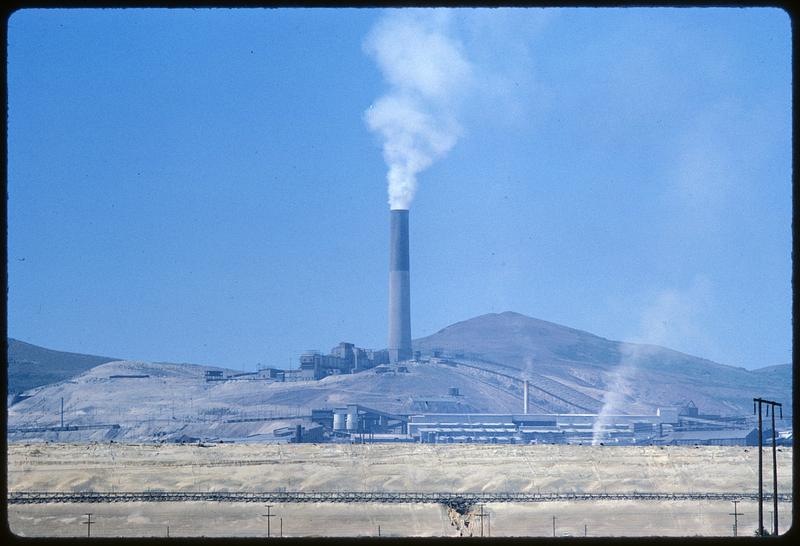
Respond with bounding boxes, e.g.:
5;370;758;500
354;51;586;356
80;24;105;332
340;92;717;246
364;10;473;210
591;282;713;445
590;344;644;445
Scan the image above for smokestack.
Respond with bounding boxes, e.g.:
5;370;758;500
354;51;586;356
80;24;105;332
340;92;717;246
388;209;412;363
523;380;529;414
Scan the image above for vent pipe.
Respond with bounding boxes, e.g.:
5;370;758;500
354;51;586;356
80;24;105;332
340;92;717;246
523;380;529;414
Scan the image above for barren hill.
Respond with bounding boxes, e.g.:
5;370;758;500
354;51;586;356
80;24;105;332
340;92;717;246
7;357;530;443
6;312;792;442
413;312;791;416
7;338;120;395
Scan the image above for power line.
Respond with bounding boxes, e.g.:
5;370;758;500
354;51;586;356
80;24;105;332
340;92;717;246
475;504;486;538
262;504;276;538
754;397;782;536
83;513;93;537
729;500;743;537
769;402;782;535
755;398;764;536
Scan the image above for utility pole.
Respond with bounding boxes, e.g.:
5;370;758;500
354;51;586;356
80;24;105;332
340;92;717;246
770;402;782;535
378;524;381;537
754;398;782;536
280;517;283;538
729;500;743;537
476;504;486;538
61;398;64;428
262;505;276;538
552;516;556;537
755;398;764;536
83;513;93;537
584;524;588;537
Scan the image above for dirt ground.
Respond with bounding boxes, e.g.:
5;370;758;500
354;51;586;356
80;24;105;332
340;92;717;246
8;499;794;537
6;442;793;537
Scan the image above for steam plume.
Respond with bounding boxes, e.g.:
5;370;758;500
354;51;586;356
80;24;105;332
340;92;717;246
591;344;642;445
364;10;472;209
591;283;711;445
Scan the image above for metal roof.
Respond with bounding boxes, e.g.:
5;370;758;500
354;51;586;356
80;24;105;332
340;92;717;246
665;428;754;441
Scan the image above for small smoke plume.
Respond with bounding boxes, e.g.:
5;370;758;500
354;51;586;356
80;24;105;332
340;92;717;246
364;10;473;210
591;283;712;445
590;344;643;445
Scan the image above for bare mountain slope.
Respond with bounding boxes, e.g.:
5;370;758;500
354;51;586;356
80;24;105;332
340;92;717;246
413;312;791;416
7;312;791;443
7;359;532;442
414;311;622;369
7;338;120;395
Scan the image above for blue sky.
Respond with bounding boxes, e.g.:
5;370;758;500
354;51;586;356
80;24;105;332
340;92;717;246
7;8;792;371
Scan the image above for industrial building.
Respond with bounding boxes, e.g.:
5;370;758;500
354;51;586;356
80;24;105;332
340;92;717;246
290;343;390;380
403;405;783;446
406;411;685;445
311;404;409;438
662;429;759;446
201;342;390;383
298;400;789;446
271;208;415;383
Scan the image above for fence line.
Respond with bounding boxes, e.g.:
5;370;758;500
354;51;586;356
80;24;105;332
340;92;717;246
8;490;792;505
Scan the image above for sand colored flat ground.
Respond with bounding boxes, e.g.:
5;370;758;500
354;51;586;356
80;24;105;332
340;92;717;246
8;500;794;537
7;442;793;493
7;442;793;537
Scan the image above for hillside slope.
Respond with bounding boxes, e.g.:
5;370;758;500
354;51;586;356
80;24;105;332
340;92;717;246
412;312;791;415
7;338;121;395
7;358;532;442
8;312;792;442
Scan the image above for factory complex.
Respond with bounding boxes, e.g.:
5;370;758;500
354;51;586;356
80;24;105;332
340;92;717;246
192;340;789;448
196;325;792;449
205;342;391;383
8;211;789;450
295;401;792;447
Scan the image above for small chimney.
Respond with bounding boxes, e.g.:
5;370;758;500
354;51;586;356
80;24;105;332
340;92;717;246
523;380;529;414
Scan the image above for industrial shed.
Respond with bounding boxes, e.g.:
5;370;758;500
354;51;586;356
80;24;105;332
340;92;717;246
663;428;759;446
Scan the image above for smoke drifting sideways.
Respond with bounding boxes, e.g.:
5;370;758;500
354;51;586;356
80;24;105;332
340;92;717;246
591;285;712;445
591;344;642;446
364;10;473;210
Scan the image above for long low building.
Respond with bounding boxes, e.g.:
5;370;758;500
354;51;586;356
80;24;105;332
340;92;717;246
301;403;790;446
406;410;781;446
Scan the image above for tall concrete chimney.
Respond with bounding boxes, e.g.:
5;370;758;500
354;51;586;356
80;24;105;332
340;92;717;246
388;209;412;363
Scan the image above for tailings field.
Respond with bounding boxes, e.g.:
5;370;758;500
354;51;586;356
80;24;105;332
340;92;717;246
6;442;793;537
